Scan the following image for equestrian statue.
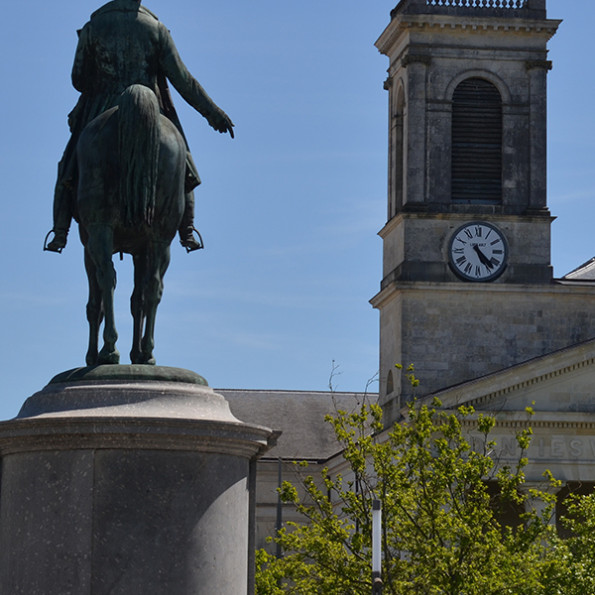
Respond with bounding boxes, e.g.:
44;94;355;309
45;0;234;366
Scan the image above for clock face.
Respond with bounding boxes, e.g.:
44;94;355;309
448;222;508;282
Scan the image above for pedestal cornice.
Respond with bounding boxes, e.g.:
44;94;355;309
2;365;275;459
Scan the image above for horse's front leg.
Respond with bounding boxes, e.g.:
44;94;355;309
140;243;171;365
86;226;120;365
84;247;103;365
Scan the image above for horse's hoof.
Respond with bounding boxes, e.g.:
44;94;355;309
98;348;120;365
86;353;98;366
134;353;156;365
130;350;155;365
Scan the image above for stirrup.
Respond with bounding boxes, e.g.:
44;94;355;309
180;227;204;253
44;229;68;253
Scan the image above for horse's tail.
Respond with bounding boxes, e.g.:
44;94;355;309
117;84;160;227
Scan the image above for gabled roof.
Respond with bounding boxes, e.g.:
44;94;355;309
219;388;376;460
219;340;595;463
561;257;595;282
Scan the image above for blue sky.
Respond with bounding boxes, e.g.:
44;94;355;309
0;0;592;420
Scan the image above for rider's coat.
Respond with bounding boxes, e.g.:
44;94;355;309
62;0;229;194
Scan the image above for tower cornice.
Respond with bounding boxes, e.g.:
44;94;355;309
376;14;561;57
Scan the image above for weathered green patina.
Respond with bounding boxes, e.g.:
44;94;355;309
47;0;233;253
49;365;208;386
46;0;233;366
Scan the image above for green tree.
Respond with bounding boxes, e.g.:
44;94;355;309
256;389;558;594
541;492;595;594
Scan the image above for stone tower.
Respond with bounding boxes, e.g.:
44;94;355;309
371;0;595;425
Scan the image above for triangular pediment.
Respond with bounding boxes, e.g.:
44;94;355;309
410;339;595;483
425;338;595;416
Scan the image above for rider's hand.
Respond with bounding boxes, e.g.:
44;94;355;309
210;108;234;138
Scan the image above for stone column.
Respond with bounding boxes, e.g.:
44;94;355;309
526;60;552;210
0;366;273;595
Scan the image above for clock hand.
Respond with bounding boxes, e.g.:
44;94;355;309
473;245;494;270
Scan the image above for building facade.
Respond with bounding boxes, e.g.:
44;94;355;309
226;0;595;548
370;0;595;424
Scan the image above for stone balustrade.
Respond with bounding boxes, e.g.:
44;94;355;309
391;0;546;19
427;0;527;8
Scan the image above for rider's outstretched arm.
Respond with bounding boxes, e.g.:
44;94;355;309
158;24;234;137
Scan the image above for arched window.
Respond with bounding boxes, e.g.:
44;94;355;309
451;77;502;204
386;369;394;395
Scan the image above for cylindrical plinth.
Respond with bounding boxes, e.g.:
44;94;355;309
0;366;273;595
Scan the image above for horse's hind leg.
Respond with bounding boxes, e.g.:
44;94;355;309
86;225;120;365
140;242;171;365
84;247;103;366
130;252;147;364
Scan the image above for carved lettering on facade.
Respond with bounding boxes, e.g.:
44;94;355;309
492;434;595;461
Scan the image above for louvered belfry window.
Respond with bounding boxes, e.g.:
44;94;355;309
451;77;502;203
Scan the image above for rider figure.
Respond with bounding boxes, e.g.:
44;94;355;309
46;0;234;253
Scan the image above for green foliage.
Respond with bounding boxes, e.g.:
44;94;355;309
256;392;560;594
255;549;287;595
541;493;595;594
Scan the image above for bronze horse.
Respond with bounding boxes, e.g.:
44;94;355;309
77;84;187;366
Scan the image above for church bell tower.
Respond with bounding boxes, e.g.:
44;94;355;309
371;0;567;423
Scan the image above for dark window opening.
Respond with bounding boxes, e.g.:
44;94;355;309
451;77;502;204
556;482;595;539
386;369;394;395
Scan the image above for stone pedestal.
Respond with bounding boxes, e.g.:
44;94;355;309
0;366;273;595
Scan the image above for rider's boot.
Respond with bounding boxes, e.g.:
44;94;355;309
45;180;73;253
45;228;69;253
179;192;203;252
